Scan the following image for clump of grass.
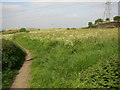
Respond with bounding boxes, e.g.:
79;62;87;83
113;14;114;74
2;39;26;88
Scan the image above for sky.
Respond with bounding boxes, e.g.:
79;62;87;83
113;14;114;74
0;0;119;30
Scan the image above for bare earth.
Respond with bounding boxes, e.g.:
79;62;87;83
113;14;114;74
11;48;33;88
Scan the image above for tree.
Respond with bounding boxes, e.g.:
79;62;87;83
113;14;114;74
19;28;26;32
113;16;120;21
67;28;70;30
95;18;103;24
106;18;110;21
88;22;93;28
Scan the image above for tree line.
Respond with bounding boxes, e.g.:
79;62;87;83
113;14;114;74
88;16;120;28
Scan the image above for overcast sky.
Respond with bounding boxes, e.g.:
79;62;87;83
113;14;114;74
0;0;119;30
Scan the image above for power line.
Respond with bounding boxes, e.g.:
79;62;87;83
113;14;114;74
103;0;113;20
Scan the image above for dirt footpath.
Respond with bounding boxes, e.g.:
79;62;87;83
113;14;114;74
11;48;33;88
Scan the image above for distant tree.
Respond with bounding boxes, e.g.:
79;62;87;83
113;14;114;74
38;29;40;30
71;28;76;30
106;18;110;21
95;20;98;24
67;28;70;30
95;18;103;24
113;16;120;21
19;28;26;32
88;22;93;28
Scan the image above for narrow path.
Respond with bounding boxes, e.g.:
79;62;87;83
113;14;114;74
11;47;33;88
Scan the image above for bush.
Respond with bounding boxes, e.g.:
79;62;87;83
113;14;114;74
78;54;120;88
95;18;104;24
106;18;110;21
2;39;26;88
19;28;26;32
113;16;120;21
88;22;93;28
67;28;70;30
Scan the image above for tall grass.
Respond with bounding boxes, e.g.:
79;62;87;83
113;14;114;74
13;28;118;88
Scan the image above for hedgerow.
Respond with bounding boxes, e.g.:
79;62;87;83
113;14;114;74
2;39;26;88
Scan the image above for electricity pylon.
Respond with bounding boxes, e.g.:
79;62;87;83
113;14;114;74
103;0;112;21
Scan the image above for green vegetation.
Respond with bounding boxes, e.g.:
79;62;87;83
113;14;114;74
0;39;1;89
67;28;70;30
2;28;30;35
95;18;104;24
2;28;26;34
106;18;110;21
88;16;120;28
2;30;19;34
88;22;93;28
113;16;120;21
71;28;76;30
2;39;26;88
87;18;104;28
19;28;27;32
12;28;119;88
78;54;120;88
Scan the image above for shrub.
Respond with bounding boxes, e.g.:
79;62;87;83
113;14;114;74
2;39;26;88
113;16;120;21
95;18;104;24
78;54;120;88
106;18;110;21
88;22;93;28
67;28;70;30
19;28;26;32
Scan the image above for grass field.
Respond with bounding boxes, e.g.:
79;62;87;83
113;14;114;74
9;28;119;88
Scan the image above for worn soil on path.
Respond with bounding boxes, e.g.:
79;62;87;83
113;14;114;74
11;47;33;88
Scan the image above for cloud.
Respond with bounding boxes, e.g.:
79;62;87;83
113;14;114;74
0;3;2;11
2;2;118;30
26;2;58;8
25;2;76;9
2;3;23;11
66;13;81;18
1;0;120;2
0;3;2;30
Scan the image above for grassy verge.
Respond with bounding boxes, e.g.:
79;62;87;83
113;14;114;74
2;39;26;88
13;28;119;88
